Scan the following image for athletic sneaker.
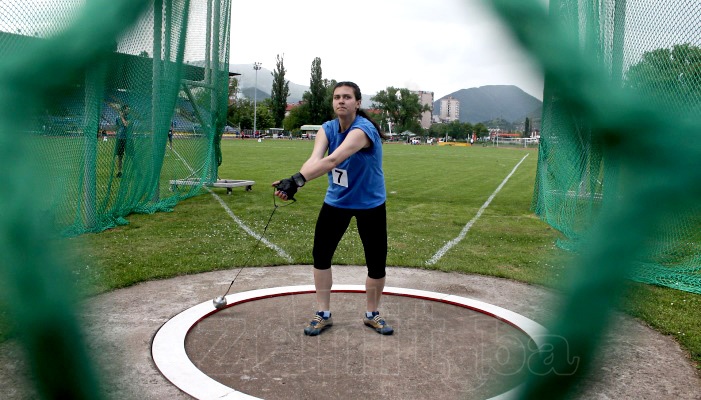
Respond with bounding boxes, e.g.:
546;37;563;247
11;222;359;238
304;311;333;336
363;312;394;335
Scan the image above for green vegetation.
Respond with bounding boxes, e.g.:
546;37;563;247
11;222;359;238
282;57;336;132
622;282;701;370
269;54;290;127
428;119;490;141
2;140;698;370
372;87;431;134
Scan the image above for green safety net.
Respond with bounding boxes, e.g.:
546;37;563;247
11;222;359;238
529;0;701;295
0;0;230;398
0;0;230;236
489;0;701;398
1;0;699;399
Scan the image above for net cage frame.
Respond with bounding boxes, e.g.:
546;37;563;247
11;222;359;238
531;0;701;294
0;0;234;235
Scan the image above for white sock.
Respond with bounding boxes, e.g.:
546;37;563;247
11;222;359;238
322;310;330;319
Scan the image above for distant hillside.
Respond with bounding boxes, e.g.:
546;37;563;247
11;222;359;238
198;63;539;119
228;64;387;105
433;85;542;124
229;63;308;103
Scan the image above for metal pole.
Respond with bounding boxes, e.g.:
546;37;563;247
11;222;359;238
209;0;221;179
204;0;212;83
611;0;627;85
253;61;261;136
164;0;172;62
151;0;164;202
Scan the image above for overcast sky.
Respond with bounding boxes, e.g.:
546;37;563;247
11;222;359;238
229;0;546;100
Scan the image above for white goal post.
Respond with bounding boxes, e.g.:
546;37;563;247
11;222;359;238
494;137;539;148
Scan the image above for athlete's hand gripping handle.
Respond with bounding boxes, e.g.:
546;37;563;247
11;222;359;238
273;172;306;201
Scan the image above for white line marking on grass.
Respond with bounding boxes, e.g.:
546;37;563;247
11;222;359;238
207;187;293;262
426;153;530;266
169;148;293;262
170;147;195;175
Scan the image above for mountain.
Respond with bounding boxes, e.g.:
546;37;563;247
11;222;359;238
433;85;542;124
228;63;383;106
219;63;541;122
229;63;308;103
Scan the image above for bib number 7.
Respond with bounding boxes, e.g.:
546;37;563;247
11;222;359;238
332;168;349;187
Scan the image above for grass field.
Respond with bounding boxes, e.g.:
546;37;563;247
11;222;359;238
29;134;210;228
2;139;699;370
67;140;564;290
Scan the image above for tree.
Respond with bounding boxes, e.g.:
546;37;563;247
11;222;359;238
524;117;531;138
227;98;253;129
447;120;471;139
320;78;336;121
254;102;275;131
426;120;474;140
428;123;448;139
226;98;274;131
371;87;429;134
483;117;515;132
284;75;335;132
226;76;240;129
307;57;328;124
270;54;290;127
283;103;310;132
227;75;239;105
473;123;489;138
625;43;701;112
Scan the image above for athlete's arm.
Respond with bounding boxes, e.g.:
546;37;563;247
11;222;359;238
297;127;330;181
272;126;371;200
298;127;370;181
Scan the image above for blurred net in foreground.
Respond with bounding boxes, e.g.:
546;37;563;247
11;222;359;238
489;0;701;398
530;0;701;294
0;1;231;398
0;0;231;236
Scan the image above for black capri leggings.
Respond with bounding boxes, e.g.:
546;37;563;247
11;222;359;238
312;202;387;279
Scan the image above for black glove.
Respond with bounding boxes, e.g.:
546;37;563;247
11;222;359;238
276;172;306;200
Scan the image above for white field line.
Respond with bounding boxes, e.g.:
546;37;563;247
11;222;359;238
170;148;292;262
207;189;293;262
426;153;530;266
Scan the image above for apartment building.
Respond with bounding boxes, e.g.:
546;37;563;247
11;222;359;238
412;90;434;129
439;96;460;122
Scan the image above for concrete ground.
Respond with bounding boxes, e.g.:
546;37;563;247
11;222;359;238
1;265;699;399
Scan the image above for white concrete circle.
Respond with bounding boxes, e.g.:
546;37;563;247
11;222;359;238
152;285;549;400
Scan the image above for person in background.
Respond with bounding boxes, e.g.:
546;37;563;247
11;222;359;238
114;104;130;178
272;81;393;336
168;119;175;149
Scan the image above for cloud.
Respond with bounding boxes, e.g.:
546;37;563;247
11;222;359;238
230;0;544;99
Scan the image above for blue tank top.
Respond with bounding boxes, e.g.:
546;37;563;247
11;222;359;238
322;116;386;209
